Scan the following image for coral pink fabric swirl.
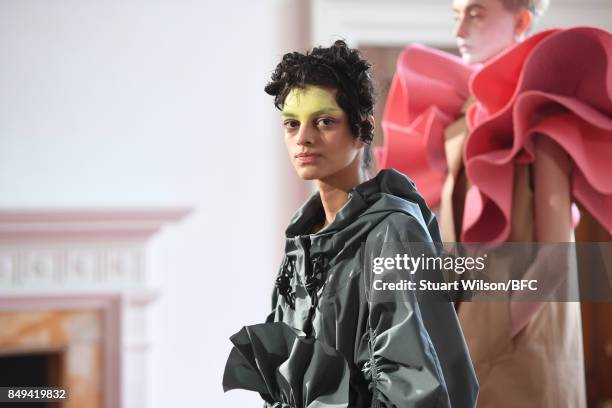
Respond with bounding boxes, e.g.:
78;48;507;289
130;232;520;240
464;27;612;243
378;44;476;208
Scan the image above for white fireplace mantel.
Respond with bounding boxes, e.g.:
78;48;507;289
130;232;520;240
0;208;190;296
0;207;192;408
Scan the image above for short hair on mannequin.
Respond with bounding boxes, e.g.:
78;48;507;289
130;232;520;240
500;0;550;18
265;40;376;171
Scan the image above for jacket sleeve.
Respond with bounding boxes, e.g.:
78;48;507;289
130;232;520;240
357;212;452;408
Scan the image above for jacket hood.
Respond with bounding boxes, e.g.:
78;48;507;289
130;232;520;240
285;169;441;243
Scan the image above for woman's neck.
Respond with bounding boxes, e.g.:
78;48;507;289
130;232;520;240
314;161;366;231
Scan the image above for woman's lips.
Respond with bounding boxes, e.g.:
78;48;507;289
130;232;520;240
295;153;321;164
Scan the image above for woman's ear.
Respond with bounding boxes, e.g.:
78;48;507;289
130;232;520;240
515;9;533;40
356;115;375;148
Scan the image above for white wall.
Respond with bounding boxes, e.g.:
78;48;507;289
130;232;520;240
0;0;310;407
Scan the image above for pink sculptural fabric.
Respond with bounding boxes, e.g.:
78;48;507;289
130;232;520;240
465;26;612;243
379;27;612;243
378;44;477;208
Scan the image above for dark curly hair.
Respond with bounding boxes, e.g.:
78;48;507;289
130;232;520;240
264;40;375;169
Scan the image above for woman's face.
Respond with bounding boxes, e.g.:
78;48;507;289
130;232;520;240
281;85;363;181
452;0;525;64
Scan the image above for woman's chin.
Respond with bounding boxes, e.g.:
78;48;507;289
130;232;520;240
296;169;320;181
293;163;321;180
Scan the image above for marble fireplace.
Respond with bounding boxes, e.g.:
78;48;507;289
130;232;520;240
0;209;190;408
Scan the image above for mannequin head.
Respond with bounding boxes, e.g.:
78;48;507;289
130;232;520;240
452;0;549;64
265;40;375;182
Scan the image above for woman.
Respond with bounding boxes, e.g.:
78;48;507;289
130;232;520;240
378;0;612;406
222;41;478;408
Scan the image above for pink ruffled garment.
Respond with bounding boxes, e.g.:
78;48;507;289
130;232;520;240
377;44;477;208
464;26;612;243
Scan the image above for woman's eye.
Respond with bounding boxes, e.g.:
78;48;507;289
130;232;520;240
316;118;336;127
283;120;299;130
468;11;483;20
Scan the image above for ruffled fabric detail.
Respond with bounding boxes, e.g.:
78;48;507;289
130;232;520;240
222;322;350;408
464;27;612;242
377;44;477;208
275;256;297;309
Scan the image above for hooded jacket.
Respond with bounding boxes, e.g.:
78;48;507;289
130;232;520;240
223;169;478;408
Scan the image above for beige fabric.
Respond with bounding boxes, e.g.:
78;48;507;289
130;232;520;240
439;114;469;243
440;108;587;407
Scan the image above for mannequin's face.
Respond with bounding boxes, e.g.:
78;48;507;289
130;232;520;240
453;0;530;64
281;85;363;181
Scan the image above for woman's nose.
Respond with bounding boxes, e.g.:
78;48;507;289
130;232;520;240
454;15;469;39
296;125;315;145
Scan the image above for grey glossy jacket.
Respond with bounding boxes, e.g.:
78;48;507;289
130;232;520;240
223;169;478;408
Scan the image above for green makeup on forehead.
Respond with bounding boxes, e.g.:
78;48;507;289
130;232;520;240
281;86;343;119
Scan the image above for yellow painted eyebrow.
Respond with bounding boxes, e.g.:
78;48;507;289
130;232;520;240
281;107;343;118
